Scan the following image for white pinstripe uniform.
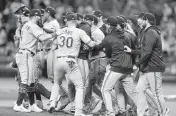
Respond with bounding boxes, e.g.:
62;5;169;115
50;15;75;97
49;27;96;115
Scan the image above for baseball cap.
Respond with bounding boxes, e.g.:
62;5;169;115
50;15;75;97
142;12;156;23
84;14;94;21
45;6;56;16
66;13;77;21
93;10;103;17
116;16;125;25
119;15;127;23
77;13;84;20
84;15;98;24
103;16;117;27
30;9;42;17
13;4;26;14
135;12;145;19
14;5;30;16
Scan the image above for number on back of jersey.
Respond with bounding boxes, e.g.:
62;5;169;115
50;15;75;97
58;36;73;48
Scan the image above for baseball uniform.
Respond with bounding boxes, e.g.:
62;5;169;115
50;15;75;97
43;19;60;79
49;26;95;115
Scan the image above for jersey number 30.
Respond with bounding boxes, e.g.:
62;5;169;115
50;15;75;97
59;36;73;48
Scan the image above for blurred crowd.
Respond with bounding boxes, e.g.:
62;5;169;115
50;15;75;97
0;0;176;59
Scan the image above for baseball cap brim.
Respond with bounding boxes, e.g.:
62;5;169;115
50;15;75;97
13;4;26;14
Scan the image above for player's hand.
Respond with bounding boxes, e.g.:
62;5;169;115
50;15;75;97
124;45;132;53
83;44;89;50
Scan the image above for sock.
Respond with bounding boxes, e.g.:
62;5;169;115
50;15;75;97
16;92;26;106
28;92;35;105
35;91;42;101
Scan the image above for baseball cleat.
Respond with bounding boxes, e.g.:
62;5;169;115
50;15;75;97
36;100;43;109
29;104;43;112
48;106;55;113
13;103;31;112
55;95;70;111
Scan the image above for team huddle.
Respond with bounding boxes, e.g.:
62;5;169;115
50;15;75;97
12;4;169;116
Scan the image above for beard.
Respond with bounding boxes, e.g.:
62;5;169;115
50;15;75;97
37;18;43;27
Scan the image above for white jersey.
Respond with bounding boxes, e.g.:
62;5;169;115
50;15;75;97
54;27;92;57
90;26;105;59
42;19;60;49
19;21;45;53
43;19;60;32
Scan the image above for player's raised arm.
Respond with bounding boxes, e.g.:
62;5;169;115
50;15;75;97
79;29;96;47
27;9;58;41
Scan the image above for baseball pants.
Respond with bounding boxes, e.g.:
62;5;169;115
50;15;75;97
50;57;85;115
46;50;56;80
85;57;108;103
101;67;129;115
16;50;37;85
114;75;137;113
67;58;89;102
136;72;166;116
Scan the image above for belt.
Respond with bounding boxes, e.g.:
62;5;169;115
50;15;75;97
57;55;76;59
90;56;106;62
19;49;35;56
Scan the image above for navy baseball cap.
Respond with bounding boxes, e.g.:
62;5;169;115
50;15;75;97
45;6;56;16
103;16;117;27
135;12;145;19
119;15;127;23
30;9;42;17
93;10;103;17
77;13;84;20
84;14;93;21
142;12;156;23
116;16;125;25
66;13;77;21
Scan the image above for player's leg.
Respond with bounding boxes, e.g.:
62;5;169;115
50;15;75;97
136;73;149;116
46;50;55;80
48;59;65;112
114;80;126;114
14;53;30;112
120;75;138;115
27;55;43;112
146;72;169;116
101;70;124;116
66;58;86;116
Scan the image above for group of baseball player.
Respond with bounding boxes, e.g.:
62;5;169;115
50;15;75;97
11;4;170;116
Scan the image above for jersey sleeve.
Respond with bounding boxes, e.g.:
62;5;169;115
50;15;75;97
79;29;96;47
27;23;53;41
92;29;105;44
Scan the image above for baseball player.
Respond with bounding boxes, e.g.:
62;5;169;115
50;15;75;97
13;9;58;113
112;16;138;115
42;6;70;110
13;4;30;110
83;14;107;112
63;13;92;113
48;13;96;116
93;16;135;116
93;10;108;36
124;13;169;116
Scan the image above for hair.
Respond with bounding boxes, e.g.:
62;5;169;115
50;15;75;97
148;20;156;25
50;14;55;19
